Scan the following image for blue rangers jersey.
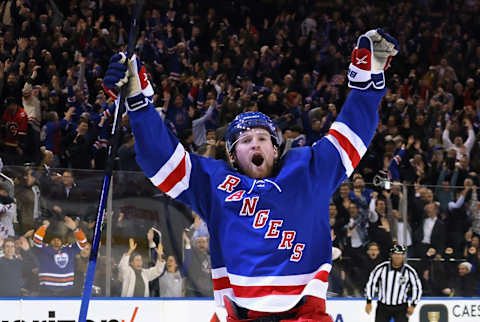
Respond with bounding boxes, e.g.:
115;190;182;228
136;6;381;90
128;88;385;312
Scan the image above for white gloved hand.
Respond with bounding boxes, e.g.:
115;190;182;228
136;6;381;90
102;53;154;111
348;28;399;90
365;29;399;72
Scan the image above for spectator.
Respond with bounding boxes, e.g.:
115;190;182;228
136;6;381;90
446;179;472;254
434;58;458;85
164;93;191;137
420;248;450;297
350;175;373;209
158;255;184;297
0;182;16;238
0;237;30;296
192;103;217;148
40;107;75;167
146;227;185;298
117;132;140;172
329;203;344;249
413;202;447;257
22;67;42;164
46;170;87;237
32;217;88;296
300;104;332;146
368;193;394;259
444;262;478;297
358;242;383;292
469;186;480;237
36;148;63;198
343;201;369;294
332;182;352;244
14;234;38;296
118;238;165;297
63;120;93;169
182;226;212;297
435;164;456;213
327;247;345;297
344;202;369;258
15;167;44;234
74;242;112;297
1;96;28;165
442;119;475;160
0;158;14;198
464;234;480;259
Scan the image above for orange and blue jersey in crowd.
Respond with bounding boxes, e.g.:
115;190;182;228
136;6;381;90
127;88;385;313
32;226;88;290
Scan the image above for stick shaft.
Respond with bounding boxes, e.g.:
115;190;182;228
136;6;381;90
78;1;144;321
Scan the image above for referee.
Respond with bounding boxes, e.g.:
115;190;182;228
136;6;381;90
365;245;422;322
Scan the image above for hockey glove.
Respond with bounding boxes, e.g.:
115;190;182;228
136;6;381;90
102;53;154;111
348;28;398;90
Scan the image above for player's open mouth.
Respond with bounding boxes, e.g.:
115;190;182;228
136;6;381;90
252;153;264;167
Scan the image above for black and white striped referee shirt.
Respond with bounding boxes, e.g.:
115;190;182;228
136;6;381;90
365;261;422;306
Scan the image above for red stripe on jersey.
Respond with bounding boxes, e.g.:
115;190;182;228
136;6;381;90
212;277;232;290
328;129;360;168
314;270;329;282
227;269;330;298
157;152;187;193
232;284;305;298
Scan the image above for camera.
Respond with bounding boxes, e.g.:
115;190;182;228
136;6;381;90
373;170;391;190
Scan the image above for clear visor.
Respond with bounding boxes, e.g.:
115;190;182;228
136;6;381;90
230;128;272;150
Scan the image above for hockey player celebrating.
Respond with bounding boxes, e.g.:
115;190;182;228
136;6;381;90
103;29;398;321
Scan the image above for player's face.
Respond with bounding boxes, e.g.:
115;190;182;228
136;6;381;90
231;128;278;179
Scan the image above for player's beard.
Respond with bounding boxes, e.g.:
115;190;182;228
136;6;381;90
231;152;280;179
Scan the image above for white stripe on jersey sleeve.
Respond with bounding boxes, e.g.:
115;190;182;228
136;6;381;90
167;152;192;198
326;135;354;176
150;143;186;186
330;121;367;155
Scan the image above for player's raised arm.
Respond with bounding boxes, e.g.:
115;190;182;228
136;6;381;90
102;53;217;219
312;29;398;191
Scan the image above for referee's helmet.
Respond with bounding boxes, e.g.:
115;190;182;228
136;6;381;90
390;244;407;254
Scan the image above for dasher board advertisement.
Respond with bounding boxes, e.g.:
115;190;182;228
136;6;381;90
0;298;478;321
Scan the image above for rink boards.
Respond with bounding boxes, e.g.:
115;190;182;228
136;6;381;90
0;297;478;321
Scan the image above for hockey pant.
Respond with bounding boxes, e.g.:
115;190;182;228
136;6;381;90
223;295;333;322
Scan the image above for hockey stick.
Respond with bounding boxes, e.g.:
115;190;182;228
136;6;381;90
78;1;145;321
